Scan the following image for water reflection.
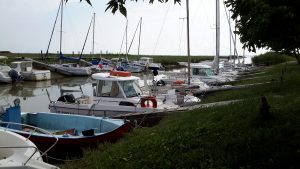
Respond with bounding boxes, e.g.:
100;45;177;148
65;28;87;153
0;76;94;112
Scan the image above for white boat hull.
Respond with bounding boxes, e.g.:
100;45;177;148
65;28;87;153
50;64;91;76
0;128;58;169
0;66;12;83
49;97;178;117
0;72;12;83
21;70;51;81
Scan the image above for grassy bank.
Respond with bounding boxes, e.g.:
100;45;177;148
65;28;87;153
1;52;214;66
252;52;295;66
61;61;300;168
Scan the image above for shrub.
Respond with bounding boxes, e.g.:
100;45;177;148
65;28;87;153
252;52;294;66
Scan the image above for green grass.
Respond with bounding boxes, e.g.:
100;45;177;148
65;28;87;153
2;52;214;66
252;52;295;66
61;62;300;169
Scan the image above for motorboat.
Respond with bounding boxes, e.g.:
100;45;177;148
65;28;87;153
138;57;163;70
143;70;210;95
0;102;131;161
111;58;144;73
190;63;231;85
49;70;198;117
117;59;145;73
0;64;13;83
0;128;58;169
0;56;23;83
11;60;51;81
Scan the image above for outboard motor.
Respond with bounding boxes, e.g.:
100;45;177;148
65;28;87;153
8;69;23;83
57;94;76;103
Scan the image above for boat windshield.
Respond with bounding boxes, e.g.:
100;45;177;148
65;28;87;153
119;80;141;98
192;68;214;76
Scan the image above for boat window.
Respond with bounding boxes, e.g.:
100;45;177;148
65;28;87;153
119;80;140;98
97;80;122;97
192;68;214;76
10;63;17;69
205;68;214;76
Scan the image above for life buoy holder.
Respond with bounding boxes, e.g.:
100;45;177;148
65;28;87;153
140;96;157;108
110;70;131;77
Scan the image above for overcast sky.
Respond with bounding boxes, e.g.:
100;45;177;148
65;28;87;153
0;0;268;56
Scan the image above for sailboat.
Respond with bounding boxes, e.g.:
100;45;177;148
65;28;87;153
114;18;145;73
188;0;239;85
47;0;92;76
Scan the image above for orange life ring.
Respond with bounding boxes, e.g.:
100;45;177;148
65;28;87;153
173;80;185;85
110;70;131;77
140;96;157;108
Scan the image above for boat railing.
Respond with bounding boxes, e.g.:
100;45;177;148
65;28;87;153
0;145;38;166
0;121;59;159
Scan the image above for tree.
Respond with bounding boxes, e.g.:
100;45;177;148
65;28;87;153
69;0;181;17
225;0;300;64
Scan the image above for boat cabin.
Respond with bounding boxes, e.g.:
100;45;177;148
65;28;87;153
10;61;33;72
191;64;215;77
92;72;142;99
139;57;154;65
0;56;8;65
0;56;10;71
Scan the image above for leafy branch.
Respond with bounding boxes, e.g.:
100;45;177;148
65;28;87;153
66;0;181;17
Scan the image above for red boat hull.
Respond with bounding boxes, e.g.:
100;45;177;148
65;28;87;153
15;123;132;162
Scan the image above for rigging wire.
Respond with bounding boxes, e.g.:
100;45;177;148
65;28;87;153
119;20;127;56
152;2;171;55
127;18;142;54
45;1;61;58
79;15;94;61
222;0;239;58
178;18;186;55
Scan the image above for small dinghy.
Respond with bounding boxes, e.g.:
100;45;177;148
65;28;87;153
0;128;58;169
0;99;131;161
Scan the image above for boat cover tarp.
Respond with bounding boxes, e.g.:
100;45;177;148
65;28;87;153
59;52;81;61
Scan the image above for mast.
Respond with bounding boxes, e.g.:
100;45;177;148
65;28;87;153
138;17;142;58
213;0;220;74
222;0;238;66
92;12;95;60
229;10;232;60
233;25;237;66
60;0;63;54
59;0;63;64
125;19;128;61
186;0;191;85
235;26;240;65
